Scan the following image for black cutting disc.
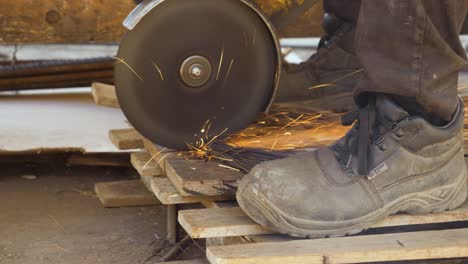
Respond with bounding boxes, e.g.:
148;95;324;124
115;0;279;150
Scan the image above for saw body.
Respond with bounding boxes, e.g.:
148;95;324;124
115;0;315;149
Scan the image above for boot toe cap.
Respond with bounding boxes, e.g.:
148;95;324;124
236;152;377;235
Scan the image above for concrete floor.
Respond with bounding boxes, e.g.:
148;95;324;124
1;159;468;264
0;163;169;264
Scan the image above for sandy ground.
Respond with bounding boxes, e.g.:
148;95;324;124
0;163;168;264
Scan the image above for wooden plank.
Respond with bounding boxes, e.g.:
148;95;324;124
179;207;270;239
92;83;120;109
201;202;288;247
66;153;131;167
133;142;235;206
94;180;160;208
131;151;162;177
155;260;208;264
179;198;468;239
206;234;297;247
146;176;235;205
207;228;468;264
109;128;144;150
202;201;238;209
143;138;243;197
0;1;322;44
163;154;242;196
149;176;202;204
133;144;236;206
133;145;236;204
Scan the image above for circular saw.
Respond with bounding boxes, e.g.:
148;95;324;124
115;0;282;149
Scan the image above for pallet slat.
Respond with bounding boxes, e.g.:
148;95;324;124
131;152;162;177
147;176;235;205
66;153;131;167
207;228;468;264
91;82;120;108
109;128;144;150
143;138;243;197
95;180;160;208
154;259;208;264
129;149;236;205
179;208;270;239
179;198;468;239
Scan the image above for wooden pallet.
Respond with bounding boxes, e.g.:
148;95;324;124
142;138;243;197
181;197;468;263
110;127;468;263
176;158;468;263
108;128;239;248
179;199;468;239
207;228;468;264
108;127;241;198
102;85;468;263
123;140;235;205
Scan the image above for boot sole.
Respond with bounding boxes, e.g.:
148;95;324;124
237;168;468;239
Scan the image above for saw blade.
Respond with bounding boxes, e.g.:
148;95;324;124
115;0;280;150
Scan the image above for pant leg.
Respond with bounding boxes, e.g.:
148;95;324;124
321;0;361;52
354;0;467;121
323;0;361;22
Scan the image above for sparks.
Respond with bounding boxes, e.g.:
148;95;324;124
152;60;164;80
113;56;143;81
216;45;225;81
218;164;241;172
252;28;257;48
308;69;364;90
224;58;234;82
271;135;279;150
143;148;167;169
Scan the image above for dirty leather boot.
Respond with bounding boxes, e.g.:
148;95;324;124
274;17;363;113
237;94;468;238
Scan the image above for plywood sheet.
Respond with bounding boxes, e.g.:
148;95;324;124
0;91;131;153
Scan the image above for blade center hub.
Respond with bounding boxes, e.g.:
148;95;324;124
180;55;211;87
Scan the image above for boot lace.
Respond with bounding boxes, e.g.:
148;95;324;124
331;95;404;176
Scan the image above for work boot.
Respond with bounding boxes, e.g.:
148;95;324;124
274;18;363;113
237;94;467;238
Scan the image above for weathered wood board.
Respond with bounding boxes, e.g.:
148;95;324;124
92;82;120;109
179;207;271;239
143;138;243;197
109;128;144;150
179;196;468;239
130;149;236;204
156;259;209;264
131;151;162;178
138;166;235;205
66;153;131;167
154;176;232;205
207;228;468;264
95;180;160;208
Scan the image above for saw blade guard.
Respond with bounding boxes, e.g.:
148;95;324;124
115;0;281;150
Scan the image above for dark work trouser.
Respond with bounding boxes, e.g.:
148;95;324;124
326;0;467;121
